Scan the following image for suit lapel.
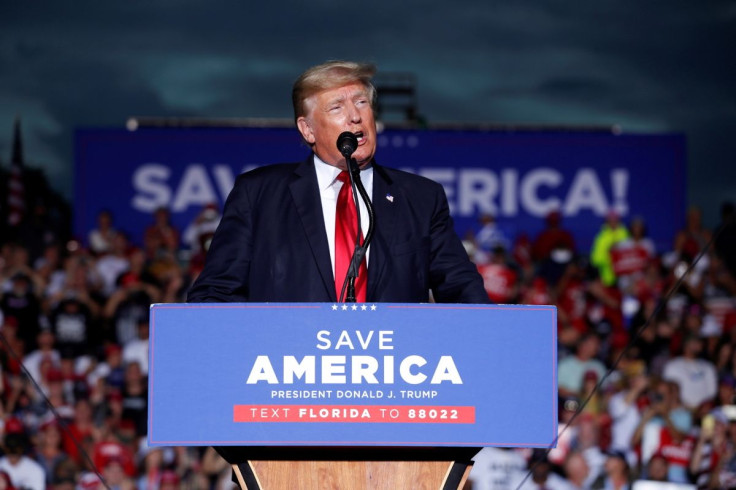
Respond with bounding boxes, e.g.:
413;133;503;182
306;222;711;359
289;156;336;301
367;163;396;300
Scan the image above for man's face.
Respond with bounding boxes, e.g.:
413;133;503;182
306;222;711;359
297;82;376;169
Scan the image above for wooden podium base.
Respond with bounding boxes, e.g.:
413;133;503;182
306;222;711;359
220;447;477;490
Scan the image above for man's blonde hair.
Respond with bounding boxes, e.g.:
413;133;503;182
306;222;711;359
292;60;376;122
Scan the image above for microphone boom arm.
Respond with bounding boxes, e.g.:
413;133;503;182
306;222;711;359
341;156;375;303
336;131;375;303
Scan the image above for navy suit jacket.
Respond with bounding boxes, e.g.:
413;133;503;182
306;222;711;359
187;156;488;304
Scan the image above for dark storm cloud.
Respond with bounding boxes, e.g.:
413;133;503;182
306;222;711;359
0;0;734;220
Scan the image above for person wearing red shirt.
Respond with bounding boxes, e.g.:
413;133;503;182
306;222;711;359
477;246;518;304
532;211;576;262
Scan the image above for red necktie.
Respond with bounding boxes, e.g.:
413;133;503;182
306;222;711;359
334;171;367;302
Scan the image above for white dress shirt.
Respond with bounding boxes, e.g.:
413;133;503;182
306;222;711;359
313;156;373;276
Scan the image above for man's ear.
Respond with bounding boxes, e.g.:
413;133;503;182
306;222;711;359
296;117;315;144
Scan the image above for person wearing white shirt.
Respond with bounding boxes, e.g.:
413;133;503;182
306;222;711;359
0;433;45;490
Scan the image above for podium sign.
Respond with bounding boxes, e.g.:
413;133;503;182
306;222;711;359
148;303;557;447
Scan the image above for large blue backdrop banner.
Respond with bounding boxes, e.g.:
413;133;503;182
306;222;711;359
75;127;686;252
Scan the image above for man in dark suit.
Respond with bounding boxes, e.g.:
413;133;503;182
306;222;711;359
187;60;488;488
187;60;487;305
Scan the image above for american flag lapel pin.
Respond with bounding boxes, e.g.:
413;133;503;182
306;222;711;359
386;193;394;203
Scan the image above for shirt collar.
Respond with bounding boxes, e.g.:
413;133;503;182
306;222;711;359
314;154;343;191
313;154;373;191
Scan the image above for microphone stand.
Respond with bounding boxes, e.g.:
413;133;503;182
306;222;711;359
341;156;375;302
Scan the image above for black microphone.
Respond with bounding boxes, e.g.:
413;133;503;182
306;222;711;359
337;131;358;158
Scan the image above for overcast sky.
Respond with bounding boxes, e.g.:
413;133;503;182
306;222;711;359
1;0;734;224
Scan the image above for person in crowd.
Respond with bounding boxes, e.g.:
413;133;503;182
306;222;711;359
135;443;167;490
88;210;118;257
689;410;729;488
49;294;95;359
579;370;604;416
145;247;184;304
591;211;629;287
474;214;511;263
586;270;627;355
0;243;44;294
591;451;630;490
34;367;75;424
143;207;180;258
22;328;60;384
121;362;147;439
199;446;235;489
102;345;126;395
92;426;137;480
573;414;607;483
607;360;648;463
610;216;656;293
520;277;552;306
33;243;63;296
95;233;134;297
0;429;45;490
548;395;581;467
181;203;221;255
537;239;576;291
98;392;127;445
1;272;41;353
662;334;718;411
103;273;159;346
100;457;136;490
477;245;519;303
697;407;736;488
33;418;71;486
642;452;669;482
511;232;534;283
715;342;735;380
632;379;694;482
558;333;607;398
468;447;528;490
532;210;576;262
95;234;132;298
122;321;149;376
115;248;154;294
717;348;736;399
76;472;103;490
45;252;102;316
555;257;590;349
673;207;712;263
696;254;736;347
515;449;570;489
563;450;592;489
157;469;180;490
62;398;98;467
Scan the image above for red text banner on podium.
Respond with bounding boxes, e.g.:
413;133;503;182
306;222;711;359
148;303;557;447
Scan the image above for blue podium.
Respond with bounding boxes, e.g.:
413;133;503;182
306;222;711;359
149;303;557;489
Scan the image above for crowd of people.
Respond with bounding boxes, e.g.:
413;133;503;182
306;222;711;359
0;206;235;490
469;204;736;490
0;201;733;490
